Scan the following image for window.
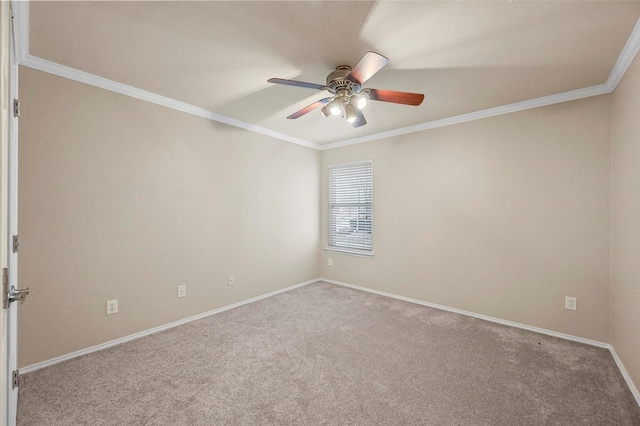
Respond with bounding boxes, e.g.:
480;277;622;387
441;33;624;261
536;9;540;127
327;161;373;256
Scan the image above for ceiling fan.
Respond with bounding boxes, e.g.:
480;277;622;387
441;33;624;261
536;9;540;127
267;52;424;128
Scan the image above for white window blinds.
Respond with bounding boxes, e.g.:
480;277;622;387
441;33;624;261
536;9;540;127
328;161;373;253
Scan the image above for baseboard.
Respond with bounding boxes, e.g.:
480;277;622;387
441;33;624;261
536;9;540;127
320;277;640;408
20;276;640;409
20;278;321;374
320;278;609;348
609;345;640;407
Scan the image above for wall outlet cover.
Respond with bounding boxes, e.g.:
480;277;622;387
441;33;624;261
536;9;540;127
177;285;186;298
107;299;118;315
565;296;577;311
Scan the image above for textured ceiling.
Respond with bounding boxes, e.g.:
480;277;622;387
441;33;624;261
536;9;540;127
29;1;640;145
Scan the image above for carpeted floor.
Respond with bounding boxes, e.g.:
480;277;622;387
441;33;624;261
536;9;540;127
17;281;640;425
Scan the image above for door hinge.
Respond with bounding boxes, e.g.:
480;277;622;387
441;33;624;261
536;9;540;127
13;99;20;118
2;268;8;309
12;235;18;253
12;370;19;389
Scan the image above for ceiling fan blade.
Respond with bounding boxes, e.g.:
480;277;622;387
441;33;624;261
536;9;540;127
287;97;332;119
268;78;325;91
347;52;389;85
352;110;367;128
367;89;424;106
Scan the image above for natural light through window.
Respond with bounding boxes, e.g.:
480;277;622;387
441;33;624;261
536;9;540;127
327;161;373;257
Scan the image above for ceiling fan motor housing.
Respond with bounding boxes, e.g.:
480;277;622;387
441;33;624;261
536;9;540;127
326;66;360;95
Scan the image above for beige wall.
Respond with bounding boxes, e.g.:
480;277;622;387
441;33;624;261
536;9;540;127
17;56;636;392
320;96;612;343
17;67;320;367
611;52;640;391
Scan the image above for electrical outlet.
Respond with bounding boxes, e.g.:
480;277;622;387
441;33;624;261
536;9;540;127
328;258;333;266
106;299;118;315
565;296;577;311
177;285;186;298
228;275;234;286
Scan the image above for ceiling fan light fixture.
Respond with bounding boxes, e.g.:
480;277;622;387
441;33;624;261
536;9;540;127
320;104;330;118
351;93;368;110
328;98;343;116
344;103;357;123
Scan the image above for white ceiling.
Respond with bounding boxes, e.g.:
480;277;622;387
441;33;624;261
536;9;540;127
26;1;640;146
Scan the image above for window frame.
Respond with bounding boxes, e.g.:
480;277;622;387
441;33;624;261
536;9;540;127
325;160;374;258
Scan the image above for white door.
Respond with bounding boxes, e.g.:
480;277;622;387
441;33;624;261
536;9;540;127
1;1;22;424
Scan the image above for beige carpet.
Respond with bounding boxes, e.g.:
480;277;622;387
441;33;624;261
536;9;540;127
17;281;640;425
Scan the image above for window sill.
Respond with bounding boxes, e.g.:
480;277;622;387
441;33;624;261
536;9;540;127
325;247;374;258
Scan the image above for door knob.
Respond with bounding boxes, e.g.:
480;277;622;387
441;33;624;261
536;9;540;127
2;268;30;308
7;286;29;306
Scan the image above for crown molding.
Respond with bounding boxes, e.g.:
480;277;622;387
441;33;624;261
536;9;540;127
11;0;29;63
606;18;640;92
19;55;322;151
319;84;611;150
16;16;640;152
320;17;638;150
